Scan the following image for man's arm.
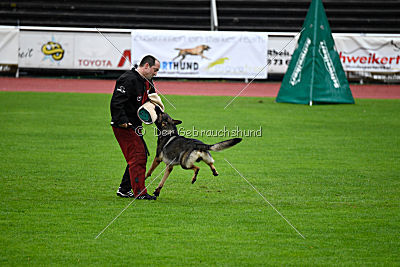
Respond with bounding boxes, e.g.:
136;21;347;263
110;78;131;127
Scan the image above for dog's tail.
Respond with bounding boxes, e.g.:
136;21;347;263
208;138;242;151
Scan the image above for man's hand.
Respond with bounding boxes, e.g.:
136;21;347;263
119;122;132;128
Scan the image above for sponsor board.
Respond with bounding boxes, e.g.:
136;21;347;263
0;27;19;73
14;29;400;80
132;29;268;79
266;35;400;75
74;33;130;69
19;31;74;68
267;36;297;74
18;31;131;70
334;36;400;72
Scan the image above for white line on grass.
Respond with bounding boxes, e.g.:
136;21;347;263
223;27;305;110
94;159;175;240
95;27;176;110
224;158;306;239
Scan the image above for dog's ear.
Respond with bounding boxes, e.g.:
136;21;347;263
154;105;163;124
173;119;182;125
154;105;163;115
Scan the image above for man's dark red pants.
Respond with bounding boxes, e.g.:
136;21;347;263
112;127;147;196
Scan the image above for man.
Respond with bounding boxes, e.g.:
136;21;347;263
110;55;161;200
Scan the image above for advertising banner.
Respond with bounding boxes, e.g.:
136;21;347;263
19;31;74;68
132;29;268;79
267;36;297;74
19;31;131;70
74;33;131;70
335;36;400;73
14;28;400;80
0;27;19;73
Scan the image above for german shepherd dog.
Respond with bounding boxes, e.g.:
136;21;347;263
145;110;242;197
172;45;211;62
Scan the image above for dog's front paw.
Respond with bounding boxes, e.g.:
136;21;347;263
153;187;161;197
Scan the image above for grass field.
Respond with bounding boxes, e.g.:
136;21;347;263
0;91;399;266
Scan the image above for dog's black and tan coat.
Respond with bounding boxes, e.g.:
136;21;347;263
145;110;242;197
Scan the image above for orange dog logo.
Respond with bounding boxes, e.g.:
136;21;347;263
173;45;211;61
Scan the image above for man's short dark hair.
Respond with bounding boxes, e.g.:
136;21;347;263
139;55;158;67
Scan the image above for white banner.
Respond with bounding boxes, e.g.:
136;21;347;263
0;27;19;72
14;28;400;79
19;31;131;70
74;33;131;70
19;31;74;68
0;28;19;64
132;29;268;79
267;36;297;74
335;36;400;72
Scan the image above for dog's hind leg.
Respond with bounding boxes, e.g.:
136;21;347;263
191;165;200;184
208;163;219;176
145;157;162;180
153;165;173;197
201;152;219;176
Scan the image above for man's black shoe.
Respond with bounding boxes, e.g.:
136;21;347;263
136;193;157;200
116;187;134;198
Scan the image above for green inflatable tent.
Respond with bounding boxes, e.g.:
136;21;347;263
276;0;355;105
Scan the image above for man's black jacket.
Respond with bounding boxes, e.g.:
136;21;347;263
110;69;155;127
